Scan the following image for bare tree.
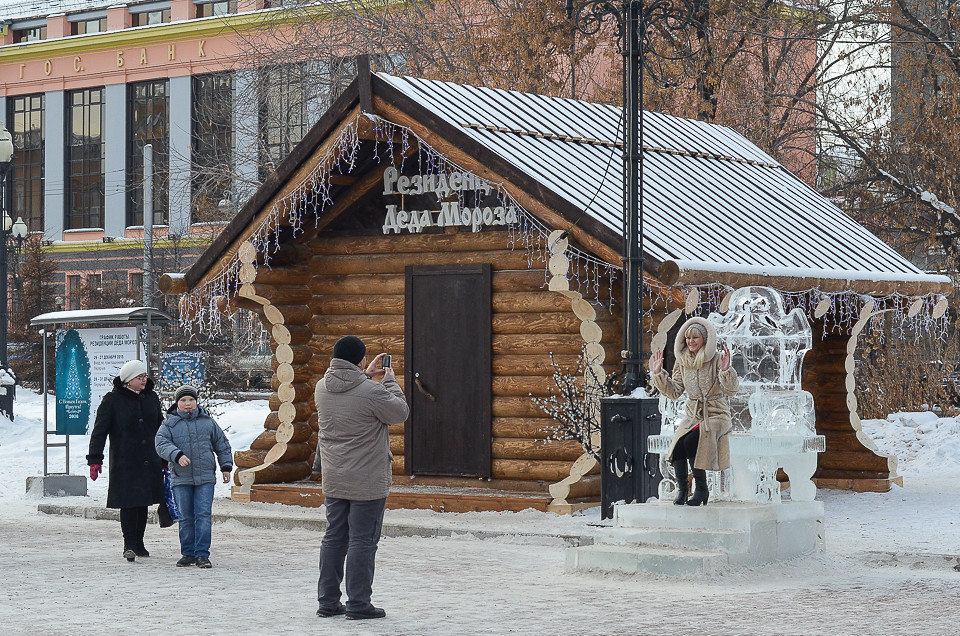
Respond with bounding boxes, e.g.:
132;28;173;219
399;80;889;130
9;236;58;389
531;351;612;460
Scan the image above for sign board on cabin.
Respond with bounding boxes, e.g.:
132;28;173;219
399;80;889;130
381;167;519;234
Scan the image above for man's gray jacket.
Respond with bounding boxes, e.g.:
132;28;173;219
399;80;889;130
314;358;409;501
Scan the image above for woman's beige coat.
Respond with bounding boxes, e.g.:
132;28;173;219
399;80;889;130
650;316;739;471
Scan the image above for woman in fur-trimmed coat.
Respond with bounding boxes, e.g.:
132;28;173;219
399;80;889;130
649;316;738;507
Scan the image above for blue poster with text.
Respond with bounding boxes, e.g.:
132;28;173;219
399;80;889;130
161;351;205;389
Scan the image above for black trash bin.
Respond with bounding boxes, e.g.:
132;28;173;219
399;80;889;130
599;395;662;519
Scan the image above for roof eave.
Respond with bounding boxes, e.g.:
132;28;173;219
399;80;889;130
659;259;952;296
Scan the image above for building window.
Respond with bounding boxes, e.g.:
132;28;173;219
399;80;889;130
12;26;46;42
196;1;237;18
85;273;103;307
72;18;108;35
260;64;308;179
127;80;169;227
132;9;171;26
129;272;144;294
66;88;105;230
192;72;235;223
7;94;44;233
67;275;82;310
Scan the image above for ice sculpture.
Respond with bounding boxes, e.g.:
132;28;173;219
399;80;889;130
649;286;825;504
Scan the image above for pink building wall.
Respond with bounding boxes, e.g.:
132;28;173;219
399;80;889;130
2;31;247;97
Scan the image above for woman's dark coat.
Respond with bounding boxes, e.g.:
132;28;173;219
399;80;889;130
86;376;166;509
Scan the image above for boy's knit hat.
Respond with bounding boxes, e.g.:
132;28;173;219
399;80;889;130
174;385;199;402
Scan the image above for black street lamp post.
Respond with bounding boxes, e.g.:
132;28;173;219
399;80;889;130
0;124;15;417
566;1;700;516
566;0;700;393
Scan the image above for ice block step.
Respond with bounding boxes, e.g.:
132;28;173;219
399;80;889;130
595;526;750;554
566;543;727;577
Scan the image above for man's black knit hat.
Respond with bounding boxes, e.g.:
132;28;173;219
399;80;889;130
332;335;366;365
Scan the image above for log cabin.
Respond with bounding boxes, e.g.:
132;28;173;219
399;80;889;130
160;61;951;513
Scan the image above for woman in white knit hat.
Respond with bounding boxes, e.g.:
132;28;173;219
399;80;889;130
86;359;166;561
649;317;739;507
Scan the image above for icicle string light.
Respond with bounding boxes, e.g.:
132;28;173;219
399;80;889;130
648;283;949;343
180;113;621;335
178;113;947;342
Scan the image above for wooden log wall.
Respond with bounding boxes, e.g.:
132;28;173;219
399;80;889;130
234;230;903;496
803;325;901;492
233;229;643;493
231;243;318;484
304;229;623;492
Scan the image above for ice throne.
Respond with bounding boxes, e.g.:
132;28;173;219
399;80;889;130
649;286;826;504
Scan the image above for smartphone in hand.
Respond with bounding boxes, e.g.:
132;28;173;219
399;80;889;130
381;354;392;368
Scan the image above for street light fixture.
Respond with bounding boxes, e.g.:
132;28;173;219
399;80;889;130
217;190;234;216
566;0;701;393
11;216;28;242
0;123;16;417
566;1;701;517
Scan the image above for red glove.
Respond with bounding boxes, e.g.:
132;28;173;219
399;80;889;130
90;464;102;481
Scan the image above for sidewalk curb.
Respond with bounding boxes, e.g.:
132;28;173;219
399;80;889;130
35;504;959;568
863;549;960;572
37;503;595;547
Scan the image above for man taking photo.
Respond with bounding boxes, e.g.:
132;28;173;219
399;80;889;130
314;335;409;620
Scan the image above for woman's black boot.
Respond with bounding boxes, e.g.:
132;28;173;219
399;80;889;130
687;469;709;506
671;460;689;505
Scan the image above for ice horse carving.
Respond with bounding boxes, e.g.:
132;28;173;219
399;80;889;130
649;287;825;504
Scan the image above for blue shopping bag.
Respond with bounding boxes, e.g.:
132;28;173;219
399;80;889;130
162;466;181;522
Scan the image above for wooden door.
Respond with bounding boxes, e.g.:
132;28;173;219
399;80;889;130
405;264;491;477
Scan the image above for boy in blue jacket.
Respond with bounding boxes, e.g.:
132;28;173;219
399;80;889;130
155;385;233;568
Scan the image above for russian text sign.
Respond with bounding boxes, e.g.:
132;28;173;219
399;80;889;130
55;328;142;435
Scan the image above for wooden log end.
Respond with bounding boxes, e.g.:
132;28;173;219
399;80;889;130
238;461;312;485
158;273;188;295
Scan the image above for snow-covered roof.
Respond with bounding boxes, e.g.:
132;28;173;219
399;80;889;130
0;0;107;23
30;306;173;326
377;74;949;289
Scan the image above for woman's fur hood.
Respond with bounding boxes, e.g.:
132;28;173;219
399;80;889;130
674;316;718;362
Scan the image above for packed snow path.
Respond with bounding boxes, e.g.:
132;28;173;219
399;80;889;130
3;391;958;634
2;501;957;635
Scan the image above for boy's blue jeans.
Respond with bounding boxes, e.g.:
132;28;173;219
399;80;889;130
173;483;215;558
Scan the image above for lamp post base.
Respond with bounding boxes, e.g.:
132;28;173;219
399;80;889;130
599;395;662;519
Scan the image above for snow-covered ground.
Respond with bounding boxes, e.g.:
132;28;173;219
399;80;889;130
1;388;958;634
